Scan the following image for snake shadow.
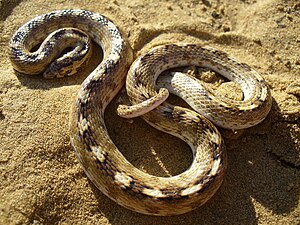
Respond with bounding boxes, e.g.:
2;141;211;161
0;0;23;21
87;96;299;225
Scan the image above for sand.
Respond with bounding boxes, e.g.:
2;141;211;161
0;0;299;224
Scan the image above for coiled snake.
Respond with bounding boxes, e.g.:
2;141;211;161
9;9;272;216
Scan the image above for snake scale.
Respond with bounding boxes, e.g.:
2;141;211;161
9;9;272;216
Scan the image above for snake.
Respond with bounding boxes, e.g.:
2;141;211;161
9;9;272;216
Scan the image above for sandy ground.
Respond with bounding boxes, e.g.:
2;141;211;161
0;0;299;224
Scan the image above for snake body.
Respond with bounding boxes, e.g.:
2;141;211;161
120;44;272;130
9;9;272;216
